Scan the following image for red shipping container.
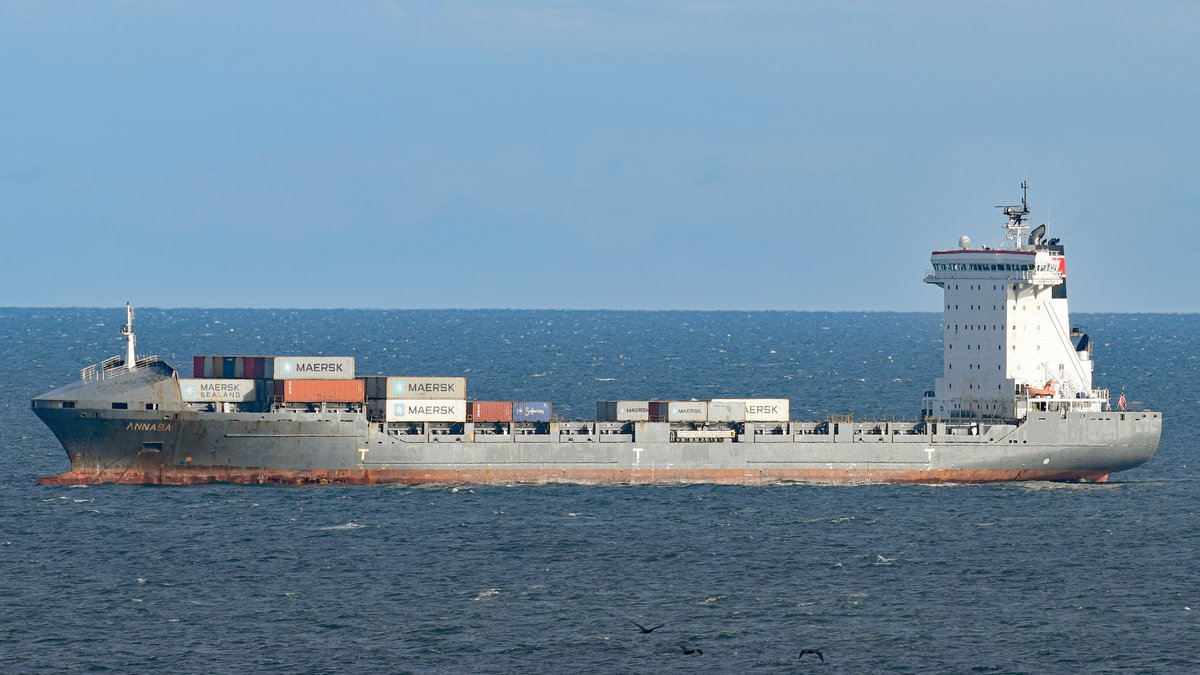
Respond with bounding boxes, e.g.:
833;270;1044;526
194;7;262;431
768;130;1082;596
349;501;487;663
649;401;670;422
471;401;513;422
281;379;365;403
194;356;205;378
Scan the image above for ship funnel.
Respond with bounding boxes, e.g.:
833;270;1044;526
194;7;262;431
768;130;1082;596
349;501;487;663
1029;223;1046;246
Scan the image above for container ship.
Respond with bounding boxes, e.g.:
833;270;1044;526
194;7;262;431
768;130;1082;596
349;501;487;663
32;187;1161;485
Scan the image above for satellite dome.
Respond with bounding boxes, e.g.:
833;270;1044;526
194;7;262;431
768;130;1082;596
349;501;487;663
959;235;971;250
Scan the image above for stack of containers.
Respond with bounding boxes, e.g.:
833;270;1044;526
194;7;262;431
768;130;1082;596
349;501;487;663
192;356;274;379
188;355;361;405
364;376;468;423
273;356;361;403
185;355;272;405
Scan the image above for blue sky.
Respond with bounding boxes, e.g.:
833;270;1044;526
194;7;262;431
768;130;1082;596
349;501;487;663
3;1;1197;311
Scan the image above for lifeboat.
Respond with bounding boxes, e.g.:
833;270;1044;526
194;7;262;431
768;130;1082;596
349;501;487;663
1026;380;1057;398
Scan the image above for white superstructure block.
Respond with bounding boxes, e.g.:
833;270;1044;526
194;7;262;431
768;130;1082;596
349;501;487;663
922;193;1103;420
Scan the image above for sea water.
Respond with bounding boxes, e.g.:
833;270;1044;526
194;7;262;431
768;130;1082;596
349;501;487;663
1;309;1196;673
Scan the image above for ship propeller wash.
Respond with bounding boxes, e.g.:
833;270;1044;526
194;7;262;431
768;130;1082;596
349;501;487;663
32;187;1160;485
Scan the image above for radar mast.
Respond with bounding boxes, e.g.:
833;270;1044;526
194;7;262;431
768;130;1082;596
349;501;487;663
997;181;1031;250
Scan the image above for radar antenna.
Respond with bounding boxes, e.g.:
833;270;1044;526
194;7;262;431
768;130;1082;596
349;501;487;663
997;181;1032;249
120;303;137;370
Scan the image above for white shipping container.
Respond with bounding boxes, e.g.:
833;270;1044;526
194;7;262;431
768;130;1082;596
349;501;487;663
273;356;355;380
709;398;790;422
179;378;257;403
668;401;708;422
386;376;467;400
706;401;745;422
384;398;467;422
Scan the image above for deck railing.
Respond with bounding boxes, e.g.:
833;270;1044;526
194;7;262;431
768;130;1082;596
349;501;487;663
80;354;159;382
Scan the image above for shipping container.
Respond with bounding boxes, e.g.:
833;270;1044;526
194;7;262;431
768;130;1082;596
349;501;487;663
362;376;387;400
709;398;790;422
513;401;552;422
224;357;237;379
193;356;204;378
649;401;666;422
382;398;467;423
279;378;365;403
203;356;214;378
179;378;258;403
706;400;745;423
597;400;650;422
385;376;467;400
471;401;513;422
273;356;355;380
649;400;709;422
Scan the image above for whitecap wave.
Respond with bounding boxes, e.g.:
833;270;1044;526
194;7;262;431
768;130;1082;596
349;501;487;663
318;522;364;531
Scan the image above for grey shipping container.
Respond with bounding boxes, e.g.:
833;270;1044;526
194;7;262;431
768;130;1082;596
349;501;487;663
649;400;708;422
706;400;745;422
273;356;355;380
597;400;650;422
179;378;257;403
380;398;467;423
709;398;790;422
386;376;467;400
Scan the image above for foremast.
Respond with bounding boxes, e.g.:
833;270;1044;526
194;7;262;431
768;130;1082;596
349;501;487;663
79;303;158;382
923;184;1106;420
121;302;137;370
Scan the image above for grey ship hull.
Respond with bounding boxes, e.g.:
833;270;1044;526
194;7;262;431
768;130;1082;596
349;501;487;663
32;364;1161;486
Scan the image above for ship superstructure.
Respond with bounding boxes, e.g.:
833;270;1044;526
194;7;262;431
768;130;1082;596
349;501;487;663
923;183;1102;420
30;186;1161;486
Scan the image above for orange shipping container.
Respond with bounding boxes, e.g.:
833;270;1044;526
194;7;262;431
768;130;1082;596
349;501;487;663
280;379;365;403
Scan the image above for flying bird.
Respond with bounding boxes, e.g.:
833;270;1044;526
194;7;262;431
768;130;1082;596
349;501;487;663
628;619;665;634
799;648;825;662
677;642;703;655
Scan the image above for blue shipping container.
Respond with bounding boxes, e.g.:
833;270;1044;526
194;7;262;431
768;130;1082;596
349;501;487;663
513;401;552;422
